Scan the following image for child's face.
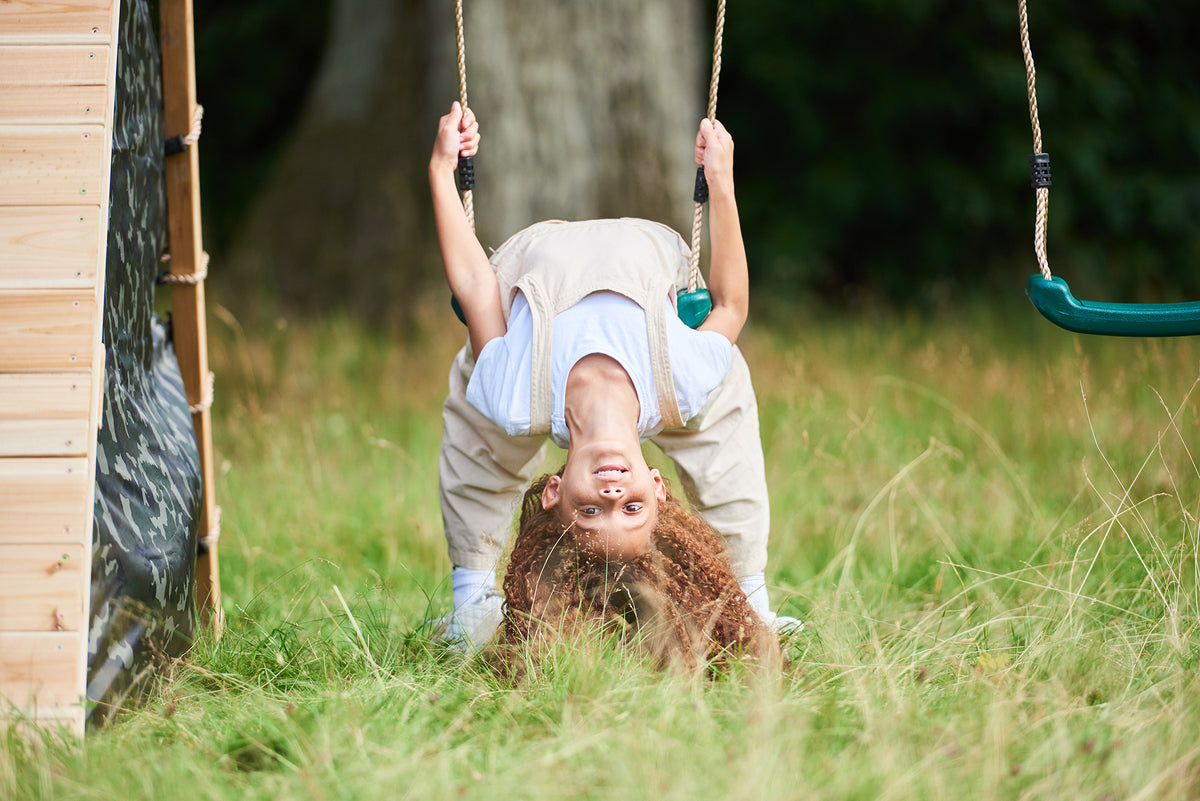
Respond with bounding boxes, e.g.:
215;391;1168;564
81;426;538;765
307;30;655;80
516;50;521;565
541;446;667;561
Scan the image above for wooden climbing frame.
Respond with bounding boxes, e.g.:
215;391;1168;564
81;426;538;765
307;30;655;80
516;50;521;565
0;0;220;734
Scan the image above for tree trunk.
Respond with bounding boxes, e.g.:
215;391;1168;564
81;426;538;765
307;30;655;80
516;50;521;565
224;0;703;326
465;0;703;241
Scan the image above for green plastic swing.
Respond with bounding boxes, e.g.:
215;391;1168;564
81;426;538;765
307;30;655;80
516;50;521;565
1026;275;1200;337
1019;1;1200;337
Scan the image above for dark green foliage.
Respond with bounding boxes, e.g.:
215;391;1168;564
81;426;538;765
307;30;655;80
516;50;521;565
193;0;331;251
714;0;1200;306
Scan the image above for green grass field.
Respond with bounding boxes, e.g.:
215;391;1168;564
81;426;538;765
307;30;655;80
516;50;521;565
5;298;1200;800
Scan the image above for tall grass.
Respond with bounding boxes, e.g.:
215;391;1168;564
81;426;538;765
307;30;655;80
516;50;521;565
4;295;1200;800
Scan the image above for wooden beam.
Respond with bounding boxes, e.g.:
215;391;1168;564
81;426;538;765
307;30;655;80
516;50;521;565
0;0;113;44
0;633;86;726
0;544;86;632
0;45;111;86
0;373;92;457
0;458;91;545
0;85;109;125
0;125;108;205
0;290;96;372
0;206;100;290
160;0;221;635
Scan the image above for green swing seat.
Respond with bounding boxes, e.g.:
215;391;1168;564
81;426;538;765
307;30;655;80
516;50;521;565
1026;275;1200;337
1017;3;1200;339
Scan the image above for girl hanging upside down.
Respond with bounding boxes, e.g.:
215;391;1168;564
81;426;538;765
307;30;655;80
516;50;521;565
428;101;799;666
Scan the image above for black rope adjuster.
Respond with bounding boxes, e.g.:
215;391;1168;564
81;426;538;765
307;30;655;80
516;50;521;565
457;155;475;192
1030;152;1052;189
693;166;708;203
164;135;189;156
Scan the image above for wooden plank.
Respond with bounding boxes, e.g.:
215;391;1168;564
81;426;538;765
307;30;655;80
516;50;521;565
162;0;222;634
161;0;205;365
0;0;113;44
0;458;91;545
0;125;107;205
0;45;111;86
0;84;108;125
192;401;220;624
0;544;86;632
0;633;85;719
0;290;97;372
0;206;100;289
0;373;92;457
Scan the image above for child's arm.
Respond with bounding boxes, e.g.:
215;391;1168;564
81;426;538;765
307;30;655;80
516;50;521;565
430;102;505;358
693;118;749;344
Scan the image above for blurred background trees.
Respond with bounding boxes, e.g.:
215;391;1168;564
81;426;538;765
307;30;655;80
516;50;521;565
192;0;1200;325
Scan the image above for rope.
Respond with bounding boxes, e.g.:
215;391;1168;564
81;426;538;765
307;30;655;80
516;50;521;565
201;505;222;549
189;371;215;415
688;0;727;291
1018;0;1052;280
158;250;210;285
456;0;475;232
185;104;204;148
165;104;204;156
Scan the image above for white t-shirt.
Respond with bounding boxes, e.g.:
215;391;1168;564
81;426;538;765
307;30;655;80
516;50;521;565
467;291;734;448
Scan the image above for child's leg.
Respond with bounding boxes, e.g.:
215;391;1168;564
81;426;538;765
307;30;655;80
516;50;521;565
440;343;548;574
651;347;773;609
437;344;547;648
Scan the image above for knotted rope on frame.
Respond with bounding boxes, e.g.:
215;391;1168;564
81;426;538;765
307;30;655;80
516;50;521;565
157;249;210;285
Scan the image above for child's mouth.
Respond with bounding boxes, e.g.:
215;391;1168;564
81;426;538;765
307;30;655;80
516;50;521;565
594;465;629;479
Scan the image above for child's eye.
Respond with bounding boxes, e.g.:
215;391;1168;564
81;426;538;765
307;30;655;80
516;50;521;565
579;507;600;517
623;503;643;514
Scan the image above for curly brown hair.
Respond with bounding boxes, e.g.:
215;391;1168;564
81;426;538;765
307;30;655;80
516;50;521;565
494;472;776;674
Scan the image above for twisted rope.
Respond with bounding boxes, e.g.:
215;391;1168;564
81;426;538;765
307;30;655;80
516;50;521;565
201;505;222;549
185;104;204;148
1018;0;1052;280
688;0;727;291
165;104;204;156
189;371;215;415
456;0;475;232
158;249;210;284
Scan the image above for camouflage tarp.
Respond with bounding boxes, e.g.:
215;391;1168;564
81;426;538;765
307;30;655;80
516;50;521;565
86;0;203;727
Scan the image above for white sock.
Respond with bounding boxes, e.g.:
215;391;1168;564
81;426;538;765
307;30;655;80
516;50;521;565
452;566;497;611
738;572;773;620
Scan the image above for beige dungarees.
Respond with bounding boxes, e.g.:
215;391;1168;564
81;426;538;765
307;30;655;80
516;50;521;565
438;218;770;577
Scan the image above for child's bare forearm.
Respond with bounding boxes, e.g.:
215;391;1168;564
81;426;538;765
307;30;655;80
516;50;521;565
430;163;490;299
694;118;749;343
705;184;749;338
429;103;504;357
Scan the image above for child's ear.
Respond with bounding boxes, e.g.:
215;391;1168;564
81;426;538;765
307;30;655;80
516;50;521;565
542;475;562;510
651;468;667;502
